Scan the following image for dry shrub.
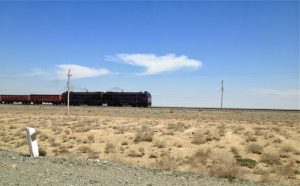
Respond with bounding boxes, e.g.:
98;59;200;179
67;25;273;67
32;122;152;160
114;125;127;134
39;147;47;156
280;144;296;153
273;138;282;143
155;154;178;170
9;125;17;129
246;135;257;142
87;152;99;159
48;138;60;147
247;143;263;154
121;141;128;146
15;139;27;147
233;126;245;134
173;141;183;148
39;133;49;141
260;151;280;165
78;146;94;154
104;143;116;154
274;163;295;178
127;148;145;157
153;139;166;148
15;130;26;138
209;152;241;181
230;146;239;157
149;154;158;158
189;147;211;164
87;135;95;143
191;130;206;145
134;125;153;143
64;129;71;135
260;172;273;183
167;122;186;132
75;126;91;133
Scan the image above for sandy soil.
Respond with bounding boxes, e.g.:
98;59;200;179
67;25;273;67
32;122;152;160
0;105;299;185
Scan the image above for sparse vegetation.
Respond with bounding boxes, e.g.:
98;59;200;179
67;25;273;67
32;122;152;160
236;157;257;168
260;151;280;165
104;143;116;154
134;125;153;143
39;148;47;156
247;143;263;154
191;130;206;145
0;105;299;185
155;154;177;170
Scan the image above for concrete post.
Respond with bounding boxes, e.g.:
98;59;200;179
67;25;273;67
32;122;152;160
26;127;39;157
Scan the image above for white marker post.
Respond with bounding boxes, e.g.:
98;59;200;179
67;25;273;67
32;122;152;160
26;127;39;157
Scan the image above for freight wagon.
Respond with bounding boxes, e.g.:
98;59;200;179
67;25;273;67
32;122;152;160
0;95;30;104
30;94;62;105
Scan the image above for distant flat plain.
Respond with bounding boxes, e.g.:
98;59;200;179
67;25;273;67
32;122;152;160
0;105;299;185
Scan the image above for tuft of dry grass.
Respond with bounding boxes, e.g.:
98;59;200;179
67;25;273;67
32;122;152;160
246;135;257;142
78;146;93;154
260;151;280;165
104;143;116;154
134;125;153;143
209;152;241;181
153;139;166;148
155;154;178;170
191;130;206;145
87;135;95;143
167;122;187;132
127;148;145;157
274;163;296;178
189;147;211;164
280;144;296;153
15;139;27;147
230;146;239;157
247;143;263;154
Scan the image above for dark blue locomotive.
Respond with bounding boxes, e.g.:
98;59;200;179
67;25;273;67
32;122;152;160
62;91;152;107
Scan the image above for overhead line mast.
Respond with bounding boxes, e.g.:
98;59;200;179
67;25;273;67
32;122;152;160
67;69;72;115
221;80;224;109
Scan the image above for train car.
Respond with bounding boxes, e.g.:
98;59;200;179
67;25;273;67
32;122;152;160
0;95;2;104
102;91;152;107
1;95;30;104
62;92;104;106
30;94;62;105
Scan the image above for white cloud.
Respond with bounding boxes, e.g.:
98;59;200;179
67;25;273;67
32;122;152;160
55;64;110;80
109;53;202;75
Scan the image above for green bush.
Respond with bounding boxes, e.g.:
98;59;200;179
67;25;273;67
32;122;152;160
236;157;257;168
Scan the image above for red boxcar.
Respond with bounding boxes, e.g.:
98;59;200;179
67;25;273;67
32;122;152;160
1;95;30;104
0;95;2;103
30;94;62;105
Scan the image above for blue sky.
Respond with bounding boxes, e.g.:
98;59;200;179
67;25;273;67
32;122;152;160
0;1;299;109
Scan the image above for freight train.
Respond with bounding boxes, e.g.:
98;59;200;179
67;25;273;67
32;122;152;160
0;91;152;107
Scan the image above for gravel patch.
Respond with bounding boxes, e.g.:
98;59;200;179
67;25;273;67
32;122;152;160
0;149;269;186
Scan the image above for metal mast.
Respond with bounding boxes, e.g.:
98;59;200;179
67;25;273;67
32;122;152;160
221;80;224;109
67;69;72;115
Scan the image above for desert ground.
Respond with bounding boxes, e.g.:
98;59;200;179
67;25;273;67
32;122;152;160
0;105;299;185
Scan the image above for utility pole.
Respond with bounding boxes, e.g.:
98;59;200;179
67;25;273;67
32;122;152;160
67;69;72;115
221;80;224;109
